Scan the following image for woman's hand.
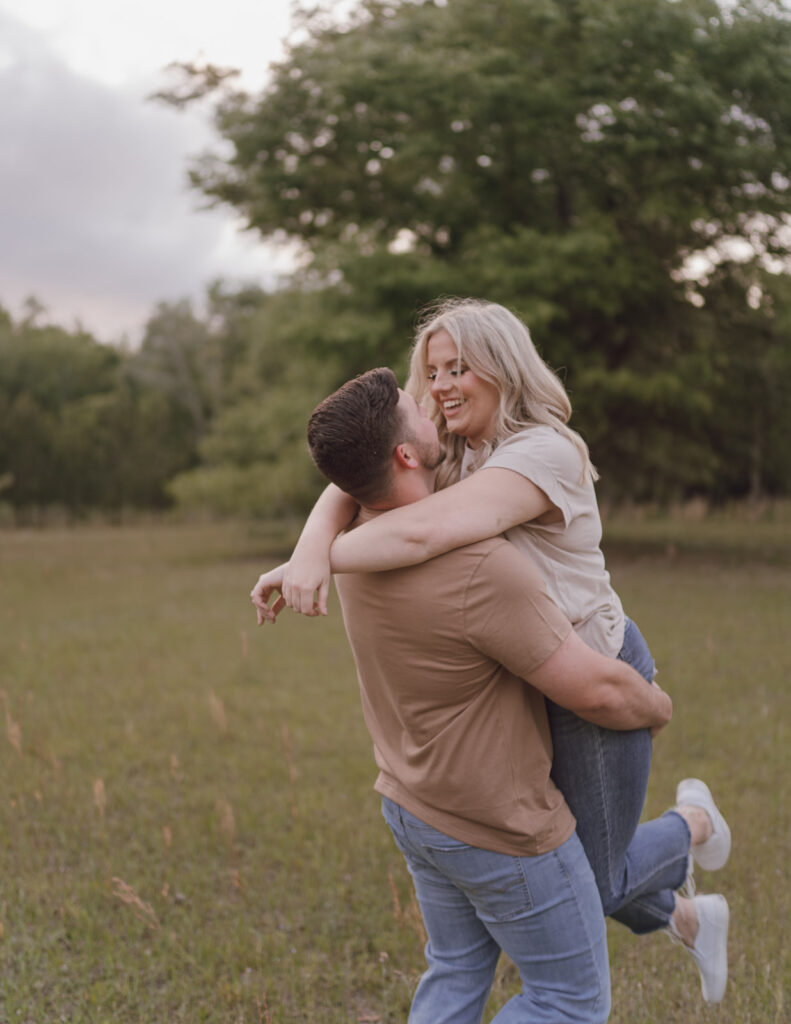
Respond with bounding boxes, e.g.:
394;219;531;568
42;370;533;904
250;558;332;623
252;482;354;620
250;563;289;625
281;556;332;617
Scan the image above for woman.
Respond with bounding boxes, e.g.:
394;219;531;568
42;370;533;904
252;298;731;1001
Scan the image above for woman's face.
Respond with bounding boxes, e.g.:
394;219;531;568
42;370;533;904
426;329;500;449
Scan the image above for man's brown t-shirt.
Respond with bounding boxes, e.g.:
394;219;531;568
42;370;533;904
335;536;577;857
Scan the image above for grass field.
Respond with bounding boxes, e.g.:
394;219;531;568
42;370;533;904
0;519;788;1022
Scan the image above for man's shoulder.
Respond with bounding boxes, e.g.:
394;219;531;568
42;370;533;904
426;536;528;576
458;536;545;587
423;537;546;597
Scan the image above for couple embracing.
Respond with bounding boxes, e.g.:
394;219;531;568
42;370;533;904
252;298;730;1022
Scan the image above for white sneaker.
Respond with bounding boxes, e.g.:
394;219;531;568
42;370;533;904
676;778;731;871
689;893;729;1003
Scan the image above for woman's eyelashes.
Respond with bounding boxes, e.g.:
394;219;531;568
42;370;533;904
427;366;467;381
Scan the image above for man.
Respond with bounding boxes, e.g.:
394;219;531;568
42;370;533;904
254;368;676;1023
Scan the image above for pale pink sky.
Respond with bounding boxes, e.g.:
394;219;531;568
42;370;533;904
0;0;315;342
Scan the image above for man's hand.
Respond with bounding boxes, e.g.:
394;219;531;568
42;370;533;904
525;631;673;733
648;680;672;738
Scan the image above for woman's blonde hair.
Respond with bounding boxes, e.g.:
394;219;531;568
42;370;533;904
405;297;597;490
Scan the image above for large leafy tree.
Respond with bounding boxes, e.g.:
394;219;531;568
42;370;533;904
0;305;199;514
161;0;791;500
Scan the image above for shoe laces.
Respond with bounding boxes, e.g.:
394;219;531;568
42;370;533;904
665;919;684;947
678;853;697;900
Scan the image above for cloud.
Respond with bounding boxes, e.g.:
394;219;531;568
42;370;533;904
0;11;288;341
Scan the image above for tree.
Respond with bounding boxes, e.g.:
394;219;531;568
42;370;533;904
160;0;791;501
166;288;345;517
0;304;199;515
130;299;218;438
699;264;791;501
176;0;791;310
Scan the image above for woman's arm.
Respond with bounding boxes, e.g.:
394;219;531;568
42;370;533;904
328;467;557;573
251;484;358;617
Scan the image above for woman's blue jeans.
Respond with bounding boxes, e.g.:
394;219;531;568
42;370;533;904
382;796;611;1024
546;617;690;934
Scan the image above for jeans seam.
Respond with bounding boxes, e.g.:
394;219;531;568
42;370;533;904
554;841;608;1016
513;857;534;916
591;726;616;898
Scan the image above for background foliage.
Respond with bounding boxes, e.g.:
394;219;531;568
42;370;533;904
4;0;791;517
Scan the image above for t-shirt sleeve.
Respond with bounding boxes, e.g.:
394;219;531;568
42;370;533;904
463;540;573;680
480;428;583;527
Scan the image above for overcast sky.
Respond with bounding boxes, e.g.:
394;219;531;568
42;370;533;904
0;0;307;343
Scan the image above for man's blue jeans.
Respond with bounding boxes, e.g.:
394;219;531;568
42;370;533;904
381;796;611;1024
546;617;690;934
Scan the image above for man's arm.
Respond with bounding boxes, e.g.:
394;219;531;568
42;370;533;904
463;540;671;733
526;631;672;733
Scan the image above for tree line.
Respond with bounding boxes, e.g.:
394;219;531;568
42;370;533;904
4;0;791;518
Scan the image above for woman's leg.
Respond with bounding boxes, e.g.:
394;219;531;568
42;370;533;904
547;618;689;934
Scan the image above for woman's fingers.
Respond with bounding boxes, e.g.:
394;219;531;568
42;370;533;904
316;577;330;617
283;570;331;615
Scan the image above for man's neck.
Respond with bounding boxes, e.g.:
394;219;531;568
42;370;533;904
364;473;434;513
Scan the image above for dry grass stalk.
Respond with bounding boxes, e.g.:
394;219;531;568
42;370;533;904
111;877;160;932
93;778;106;817
169;752;183;781
162;825;172;850
386;866;426;944
208;691;227;734
405;890;427;946
0;691;22;758
387;866;402;919
35;745;61;772
216;797;236;845
255;993;274;1024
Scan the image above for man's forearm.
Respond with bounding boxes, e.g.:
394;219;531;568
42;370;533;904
527;632;672;732
576;661;672;731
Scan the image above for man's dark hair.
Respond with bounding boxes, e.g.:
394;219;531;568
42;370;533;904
307;367;405;504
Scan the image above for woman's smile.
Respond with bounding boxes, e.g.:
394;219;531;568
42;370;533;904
426;329;500;449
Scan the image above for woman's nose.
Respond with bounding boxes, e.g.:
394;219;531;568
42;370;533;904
430;370;450;395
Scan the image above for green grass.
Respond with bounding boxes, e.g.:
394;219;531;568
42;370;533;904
0;520;788;1021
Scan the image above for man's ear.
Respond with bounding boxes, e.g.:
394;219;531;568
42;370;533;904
394;443;419;469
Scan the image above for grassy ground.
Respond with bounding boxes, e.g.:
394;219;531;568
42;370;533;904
0;520;788;1022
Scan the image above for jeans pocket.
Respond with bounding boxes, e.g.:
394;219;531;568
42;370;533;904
424;845;535;923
